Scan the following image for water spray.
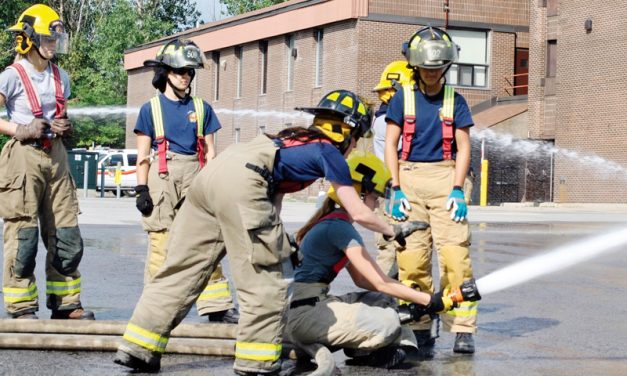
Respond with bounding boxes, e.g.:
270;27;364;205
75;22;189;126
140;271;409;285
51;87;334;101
475;225;627;296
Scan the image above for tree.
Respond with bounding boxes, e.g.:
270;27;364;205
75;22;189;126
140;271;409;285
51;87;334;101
222;0;286;16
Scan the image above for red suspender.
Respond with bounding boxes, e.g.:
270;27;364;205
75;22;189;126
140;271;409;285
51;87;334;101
318;211;351;274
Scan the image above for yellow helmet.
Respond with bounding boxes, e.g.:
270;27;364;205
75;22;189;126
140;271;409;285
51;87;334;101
296;90;372;154
7;4;69;55
372;61;414;92
327;151;391;204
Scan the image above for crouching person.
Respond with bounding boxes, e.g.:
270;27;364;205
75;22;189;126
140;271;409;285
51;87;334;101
286;152;455;370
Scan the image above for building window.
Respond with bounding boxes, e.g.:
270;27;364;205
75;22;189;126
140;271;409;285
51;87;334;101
446;29;489;88
286;34;295;91
260;41;268;95
235;128;241;144
547;0;558;16
314;29;323;87
546;40;557;77
212;51;220;101
258;125;266;135
235;46;243;98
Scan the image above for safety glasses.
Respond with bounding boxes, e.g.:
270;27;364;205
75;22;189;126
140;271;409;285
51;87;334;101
171;67;195;77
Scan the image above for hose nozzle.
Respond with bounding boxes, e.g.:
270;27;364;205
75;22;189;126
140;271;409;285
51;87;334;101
448;278;482;304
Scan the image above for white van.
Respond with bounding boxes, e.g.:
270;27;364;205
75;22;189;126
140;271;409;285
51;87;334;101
96;149;138;197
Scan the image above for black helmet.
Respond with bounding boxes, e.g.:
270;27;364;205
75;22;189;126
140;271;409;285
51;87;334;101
144;38;206;69
296;90;372;148
403;27;459;69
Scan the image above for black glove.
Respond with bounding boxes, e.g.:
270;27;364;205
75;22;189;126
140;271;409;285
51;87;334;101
406;290;456;321
14;118;49;141
135;185;154;216
383;221;430;247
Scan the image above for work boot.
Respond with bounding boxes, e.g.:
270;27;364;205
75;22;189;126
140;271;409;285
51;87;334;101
207;308;239;324
12;311;38;319
413;329;435;359
114;349;160;373
453;332;475;354
234;358;297;376
346;346;407;369
51;308;95;320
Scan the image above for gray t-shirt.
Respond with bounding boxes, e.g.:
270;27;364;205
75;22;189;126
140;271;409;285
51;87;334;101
0;59;71;124
294;214;364;284
372;113;401;161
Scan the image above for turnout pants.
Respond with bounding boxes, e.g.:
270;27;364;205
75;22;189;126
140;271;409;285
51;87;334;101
120;135;292;373
141;152;234;315
396;160;477;334
286;282;416;351
0;139;84;316
374;203;401;278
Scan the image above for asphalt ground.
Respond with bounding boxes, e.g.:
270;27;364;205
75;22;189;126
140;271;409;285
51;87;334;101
1;197;627;375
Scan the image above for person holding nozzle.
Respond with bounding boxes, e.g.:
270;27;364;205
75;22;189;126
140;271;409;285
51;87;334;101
384;26;477;356
114;90;413;375
285;151;457;371
0;4;94;320
371;61;415;278
133;38;239;324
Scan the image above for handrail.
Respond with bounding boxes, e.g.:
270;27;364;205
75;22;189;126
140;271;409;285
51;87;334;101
504;72;528;96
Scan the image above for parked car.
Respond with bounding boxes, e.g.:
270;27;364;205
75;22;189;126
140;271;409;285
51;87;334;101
96;149;138;197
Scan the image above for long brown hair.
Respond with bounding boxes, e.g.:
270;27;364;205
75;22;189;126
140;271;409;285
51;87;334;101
295;197;337;243
265;126;331;143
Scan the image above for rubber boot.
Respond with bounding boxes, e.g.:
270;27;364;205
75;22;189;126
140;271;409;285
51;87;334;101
114;349;160;373
12;311;38;319
453;332;475;354
347;346;407;369
413;329;435;359
51;308;95;320
233;358;296;376
207;308;239;324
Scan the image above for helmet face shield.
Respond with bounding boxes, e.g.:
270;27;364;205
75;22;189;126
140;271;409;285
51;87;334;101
407;39;458;69
45;21;69;54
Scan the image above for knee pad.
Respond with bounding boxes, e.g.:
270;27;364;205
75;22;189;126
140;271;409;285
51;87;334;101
52;226;84;275
15;227;39;277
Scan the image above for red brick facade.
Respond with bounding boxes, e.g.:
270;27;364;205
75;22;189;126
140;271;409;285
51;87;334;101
529;0;627;202
124;0;529;199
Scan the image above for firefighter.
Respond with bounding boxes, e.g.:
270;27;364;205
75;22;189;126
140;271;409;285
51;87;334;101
384;27;477;355
0;4;94;320
285;151;455;370
134;38;238;324
114;90;412;375
371;61;414;278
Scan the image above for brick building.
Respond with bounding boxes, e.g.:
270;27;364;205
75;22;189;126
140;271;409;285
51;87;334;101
123;0;529;199
528;0;627;203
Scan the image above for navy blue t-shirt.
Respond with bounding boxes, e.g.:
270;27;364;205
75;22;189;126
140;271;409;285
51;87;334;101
385;87;474;161
294;216;364;283
272;142;353;186
134;94;221;155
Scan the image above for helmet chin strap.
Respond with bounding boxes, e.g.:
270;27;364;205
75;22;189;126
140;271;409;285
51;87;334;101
166;78;191;100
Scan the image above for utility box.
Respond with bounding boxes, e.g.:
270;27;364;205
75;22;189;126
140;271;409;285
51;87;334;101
67;150;100;189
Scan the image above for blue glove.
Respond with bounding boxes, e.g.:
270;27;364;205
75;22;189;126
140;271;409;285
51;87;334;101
446;187;467;222
384;185;411;221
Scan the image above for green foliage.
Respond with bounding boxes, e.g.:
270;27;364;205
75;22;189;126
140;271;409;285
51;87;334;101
222;0;286;15
0;0;200;149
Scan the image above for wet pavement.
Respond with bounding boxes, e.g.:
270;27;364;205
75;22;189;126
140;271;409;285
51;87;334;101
1;198;627;375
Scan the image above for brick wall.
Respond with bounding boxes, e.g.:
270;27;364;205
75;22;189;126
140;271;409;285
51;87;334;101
369;0;528;27
552;1;627;203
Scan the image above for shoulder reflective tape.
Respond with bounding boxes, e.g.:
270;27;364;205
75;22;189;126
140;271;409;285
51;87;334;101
192;96;205;137
197;281;231;301
150;97;165;138
445;301;478;317
441;85;455;160
3;283;38;303
123;323;169;353
46;278;81;296
400;84;416;161
235;341;282;362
